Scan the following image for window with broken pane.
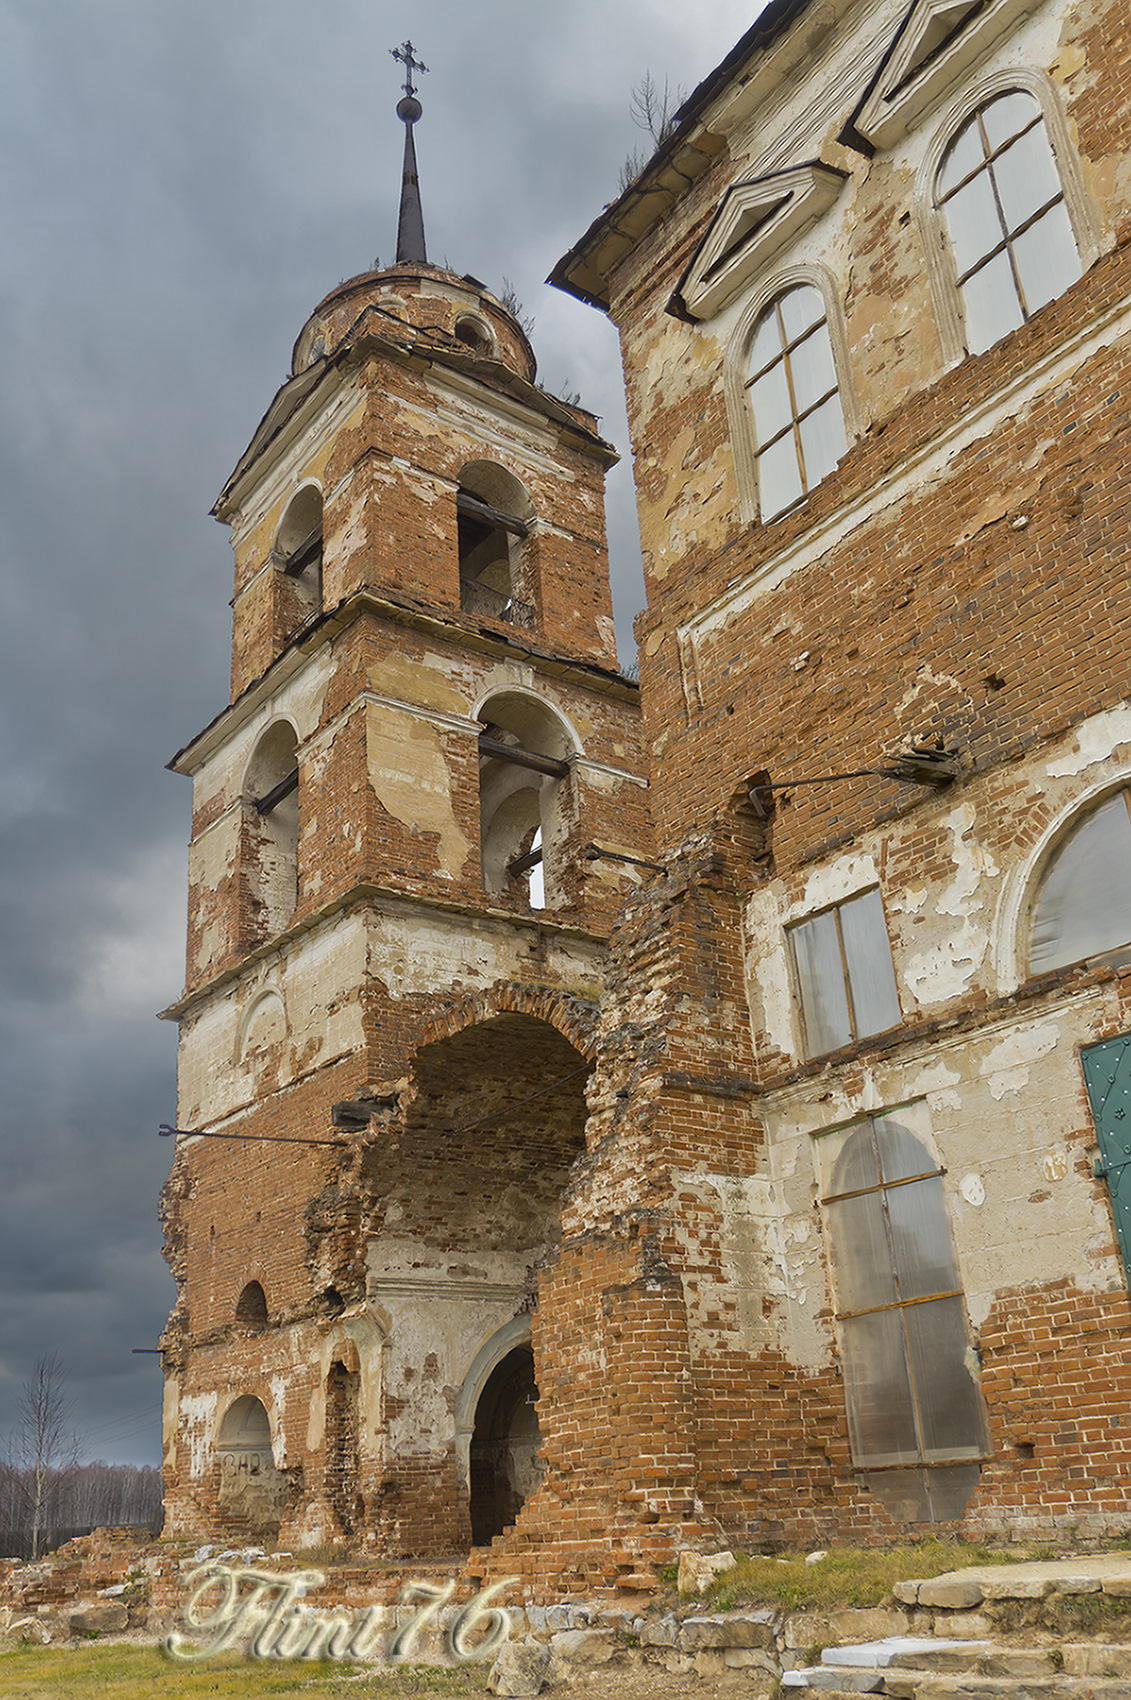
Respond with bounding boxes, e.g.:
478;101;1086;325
1029;788;1131;974
817;1105;990;1500
745;284;847;521
935;89;1081;355
790;887;901;1055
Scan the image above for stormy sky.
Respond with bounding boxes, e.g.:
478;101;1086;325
0;0;757;1469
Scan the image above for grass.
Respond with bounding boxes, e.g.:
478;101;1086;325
699;1539;1016;1612
0;1644;492;1699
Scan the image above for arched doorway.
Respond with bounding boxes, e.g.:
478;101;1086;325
217;1394;283;1535
469;1345;541;1545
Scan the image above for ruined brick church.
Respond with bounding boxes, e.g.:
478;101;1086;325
161;0;1131;1596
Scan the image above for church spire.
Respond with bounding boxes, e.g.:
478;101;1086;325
390;40;428;265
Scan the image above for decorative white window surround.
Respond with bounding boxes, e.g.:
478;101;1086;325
723;263;861;528
915;67;1099;364
677;280;1131;716
993;760;1131;993
672;162;848;323
849;0;1047;151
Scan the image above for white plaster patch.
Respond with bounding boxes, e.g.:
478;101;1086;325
903;805;998;1005
982;1022;1060;1101
1045;706;1131;777
180;1392;219;1479
960;1173;986;1207
1042;1148;1069;1182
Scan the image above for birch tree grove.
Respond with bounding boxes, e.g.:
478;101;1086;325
0;1354;162;1558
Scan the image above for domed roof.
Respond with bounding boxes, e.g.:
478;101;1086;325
291;263;537;383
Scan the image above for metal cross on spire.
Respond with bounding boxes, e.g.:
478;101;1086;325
391;39;427;100
390;40;428;265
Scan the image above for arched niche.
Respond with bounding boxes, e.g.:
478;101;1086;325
243;720;299;941
457;461;536;628
235;1280;268;1329
477;690;577;910
216;1394;283;1534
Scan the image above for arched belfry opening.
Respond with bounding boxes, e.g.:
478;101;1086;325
458;461;535;628
469;1344;540;1545
216;1395;283;1536
273;484;323;626
243;721;299;941
363;1010;591;1555
479;692;575;910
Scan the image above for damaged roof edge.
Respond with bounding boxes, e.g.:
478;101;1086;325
213;328;616;523
548;0;817;311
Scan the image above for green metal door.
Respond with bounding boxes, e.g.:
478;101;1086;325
1081;1035;1131;1284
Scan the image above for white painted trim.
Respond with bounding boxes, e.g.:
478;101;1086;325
678;163;848;322
723;263;860;531
452;1314;534;1492
914;67;1100;365
854;0;1047;149
994;766;1131;993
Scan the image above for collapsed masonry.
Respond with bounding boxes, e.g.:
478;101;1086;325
162;0;1131;1599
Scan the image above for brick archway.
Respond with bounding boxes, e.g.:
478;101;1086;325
414;982;599;1061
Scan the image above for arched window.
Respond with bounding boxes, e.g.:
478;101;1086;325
745;284;848;521
454;314;495;355
273;485;323;618
934;89;1081;355
818;1104;989;1522
457;462;535;629
1029;788;1131;975
244;721;299;940
478;692;573;910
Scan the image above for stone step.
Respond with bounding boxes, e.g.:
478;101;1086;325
885;1680;1130;1699
783;1633;1131;1698
786;1669;1130;1698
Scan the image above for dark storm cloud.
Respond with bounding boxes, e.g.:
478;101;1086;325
0;0;757;1462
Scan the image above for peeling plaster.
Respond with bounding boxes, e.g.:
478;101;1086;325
1045;705;1131;777
365;702;472;879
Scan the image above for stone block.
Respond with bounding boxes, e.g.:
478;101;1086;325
784;1610;835;1650
678;1548;736;1595
548;1628;616;1666
1063;1643;1131;1676
640;1613;679;1646
916;1577;985;1609
57;1601;129;1636
724;1647;780;1674
829;1607;910;1641
693;1649;727;1676
977;1573;1054;1600
679;1612;776;1650
488;1640;551;1697
943;1612;993;1638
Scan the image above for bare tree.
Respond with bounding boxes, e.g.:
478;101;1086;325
617;72;687;192
2;1355;83;1559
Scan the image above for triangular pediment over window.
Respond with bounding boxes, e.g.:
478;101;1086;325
670;162;848;322
849;0;1040;149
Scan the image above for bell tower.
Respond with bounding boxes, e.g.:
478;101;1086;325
159;57;649;1555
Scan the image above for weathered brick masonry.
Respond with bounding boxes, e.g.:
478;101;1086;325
547;0;1131;1563
162;0;1131;1604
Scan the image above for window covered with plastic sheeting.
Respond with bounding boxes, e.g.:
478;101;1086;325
790;887;901;1055
817;1103;990;1521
